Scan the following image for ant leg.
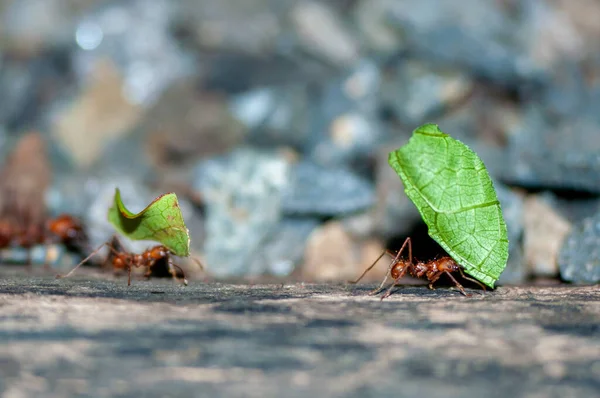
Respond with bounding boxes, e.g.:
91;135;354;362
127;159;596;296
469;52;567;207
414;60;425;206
348;249;387;284
380;266;411;300
350;237;413;285
427;271;443;290
127;265;132;286
168;259;188;286
56;241;107;279
370;237;412;296
458;267;487;292
444;271;471;297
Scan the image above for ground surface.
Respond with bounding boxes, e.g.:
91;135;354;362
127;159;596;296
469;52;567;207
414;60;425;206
0;271;598;398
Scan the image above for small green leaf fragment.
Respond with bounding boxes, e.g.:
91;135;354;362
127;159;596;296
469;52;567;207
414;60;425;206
388;123;509;288
107;188;191;257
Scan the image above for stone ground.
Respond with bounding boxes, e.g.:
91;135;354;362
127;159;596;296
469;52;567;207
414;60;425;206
0;270;599;398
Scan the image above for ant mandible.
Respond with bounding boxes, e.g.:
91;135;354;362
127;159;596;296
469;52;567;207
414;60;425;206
349;237;487;300
57;236;203;286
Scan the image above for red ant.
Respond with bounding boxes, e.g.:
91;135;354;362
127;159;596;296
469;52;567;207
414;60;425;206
349;237;487;300
57;236;204;286
0;214;90;264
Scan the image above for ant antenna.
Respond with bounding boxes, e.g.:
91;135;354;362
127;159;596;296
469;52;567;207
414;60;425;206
348;249;387;284
349;237;413;285
56;241;108;279
190;256;205;271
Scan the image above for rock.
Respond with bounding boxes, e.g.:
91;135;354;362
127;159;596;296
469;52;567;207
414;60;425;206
353;0;405;54
290;1;360;68
301;221;387;282
307;59;384;170
229;85;310;149
503;108;600;193
193;147;290;277
558;211;600;284
495;183;526;285
0;0;90;52
523;195;572;278
72;0;194;107
543;193;600;225
50;59;143;169
380;59;473;125
281;161;376;216
372;145;422;239
523;0;600;71
0;49;75;132
174;0;283;55
142;85;246;174
384;0;541;85
248;217;320;277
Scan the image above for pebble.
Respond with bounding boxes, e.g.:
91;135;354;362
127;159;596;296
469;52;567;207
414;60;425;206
558;211;600;284
523;195;572;278
281;161;376;216
248;217;320;277
495;183;526;285
504;108;600;193
301;221;387;282
193;147;290;277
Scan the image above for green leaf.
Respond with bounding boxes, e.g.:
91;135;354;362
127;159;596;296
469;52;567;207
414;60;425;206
107;188;190;257
388;123;509;288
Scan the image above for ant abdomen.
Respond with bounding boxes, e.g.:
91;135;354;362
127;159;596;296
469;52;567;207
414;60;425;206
390;261;410;279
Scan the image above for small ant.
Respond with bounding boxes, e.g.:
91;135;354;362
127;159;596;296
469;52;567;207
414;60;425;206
57;236;204;286
45;214;90;253
349;237;487;300
0;214;90;264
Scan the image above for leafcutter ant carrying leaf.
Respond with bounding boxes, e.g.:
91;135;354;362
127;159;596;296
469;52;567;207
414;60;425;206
57;235;204;286
350;237;487;300
388;124;509;288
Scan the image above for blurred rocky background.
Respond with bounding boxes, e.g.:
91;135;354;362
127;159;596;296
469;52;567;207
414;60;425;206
0;0;599;285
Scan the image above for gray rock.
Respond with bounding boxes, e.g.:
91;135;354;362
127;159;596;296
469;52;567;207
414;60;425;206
504;108;600;193
281;161;375;216
0;275;599;398
306;59;385;170
0;49;75;132
380;59;473;125
72;0;195;107
193;147;290;277
372;145;422;239
290;0;360;68
385;0;541;85
0;0;87;51
248;217;320;276
559;211;600;284
495;183;526;285
229;84;311;149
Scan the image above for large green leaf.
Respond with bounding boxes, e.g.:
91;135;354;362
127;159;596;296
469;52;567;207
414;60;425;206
107;188;190;257
388;123;509;288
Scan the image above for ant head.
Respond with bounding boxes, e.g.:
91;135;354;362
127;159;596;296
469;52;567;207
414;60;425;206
438;257;460;272
145;246;168;260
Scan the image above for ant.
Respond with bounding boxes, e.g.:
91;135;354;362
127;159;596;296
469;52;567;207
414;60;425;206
0;214;90;264
57;236;204;286
349;237;487;300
